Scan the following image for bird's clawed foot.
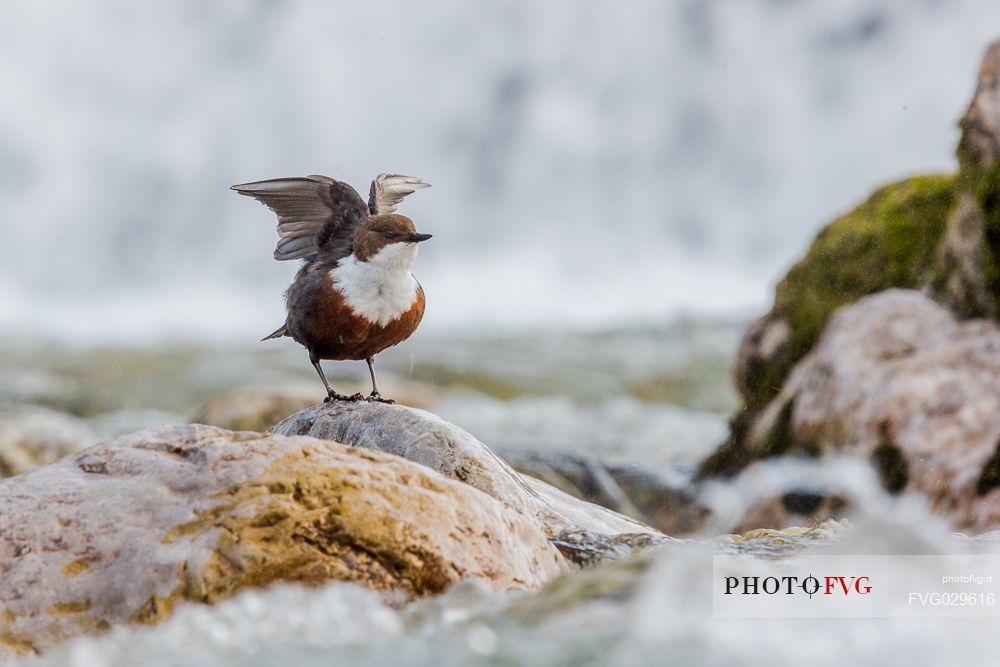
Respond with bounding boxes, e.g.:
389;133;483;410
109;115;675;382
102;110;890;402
366;391;395;404
324;390;365;403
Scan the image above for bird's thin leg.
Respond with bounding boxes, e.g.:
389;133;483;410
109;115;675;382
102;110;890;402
365;356;394;404
311;353;361;402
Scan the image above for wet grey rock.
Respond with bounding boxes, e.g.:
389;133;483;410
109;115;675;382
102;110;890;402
498;448;709;536
549;528;675;568
273;402;662;539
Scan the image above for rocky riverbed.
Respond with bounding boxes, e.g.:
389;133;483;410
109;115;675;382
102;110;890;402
0;402;672;658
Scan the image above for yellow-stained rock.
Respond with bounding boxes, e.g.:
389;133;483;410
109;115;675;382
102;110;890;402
0;425;567;657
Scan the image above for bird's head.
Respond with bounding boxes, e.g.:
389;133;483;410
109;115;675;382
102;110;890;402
352;214;432;268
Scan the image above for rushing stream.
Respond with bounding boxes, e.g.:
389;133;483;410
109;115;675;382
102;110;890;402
21;477;998;667
4;322;996;666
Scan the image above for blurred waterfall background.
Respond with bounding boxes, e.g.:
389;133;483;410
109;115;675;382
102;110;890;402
2;0;999;341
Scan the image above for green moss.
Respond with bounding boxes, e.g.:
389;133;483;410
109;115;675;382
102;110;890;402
745;174;956;409
705;174;959;480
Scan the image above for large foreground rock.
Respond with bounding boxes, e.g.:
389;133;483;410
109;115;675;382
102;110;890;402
0;425;567;657
709;290;1000;531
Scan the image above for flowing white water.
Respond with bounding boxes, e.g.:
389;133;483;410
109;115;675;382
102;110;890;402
435;394;727;469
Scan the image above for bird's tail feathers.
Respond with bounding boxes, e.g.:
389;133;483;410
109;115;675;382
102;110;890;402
261;324;289;341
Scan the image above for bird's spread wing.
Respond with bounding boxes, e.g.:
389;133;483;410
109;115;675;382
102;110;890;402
231;175;368;261
368;174;430;215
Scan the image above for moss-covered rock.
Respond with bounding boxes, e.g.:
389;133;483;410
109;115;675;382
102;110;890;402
735;174;956;415
705;41;1000;484
710;174;957;479
724;290;1000;532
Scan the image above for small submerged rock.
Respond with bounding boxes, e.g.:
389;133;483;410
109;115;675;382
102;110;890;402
548;528;676;568
190;388;317;432
499;449;709;536
719;519;850;555
0;405;98;477
0;424;568;658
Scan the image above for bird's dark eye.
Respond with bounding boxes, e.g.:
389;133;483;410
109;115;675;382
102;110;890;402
382;231;398;239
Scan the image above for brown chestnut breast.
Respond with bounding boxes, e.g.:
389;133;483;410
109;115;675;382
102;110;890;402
300;274;425;360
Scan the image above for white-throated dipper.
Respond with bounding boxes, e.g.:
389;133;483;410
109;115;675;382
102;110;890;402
232;173;431;403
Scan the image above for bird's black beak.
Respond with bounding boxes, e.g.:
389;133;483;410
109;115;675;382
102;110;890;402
408;233;433;243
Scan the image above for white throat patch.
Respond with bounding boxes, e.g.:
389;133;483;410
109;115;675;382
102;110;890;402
329;243;420;326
